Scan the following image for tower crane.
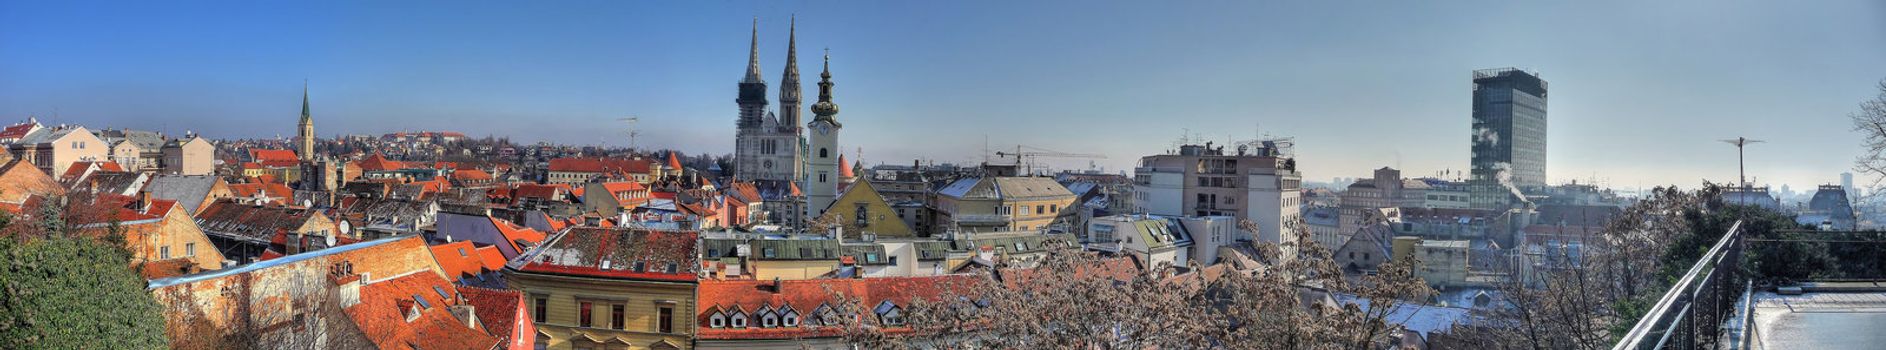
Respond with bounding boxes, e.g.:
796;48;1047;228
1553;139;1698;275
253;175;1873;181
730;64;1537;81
618;116;641;150
994;145;1106;176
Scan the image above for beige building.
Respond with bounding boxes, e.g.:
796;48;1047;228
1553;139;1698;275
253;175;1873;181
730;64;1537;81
933;176;1076;234
8;125;109;175
1392;236;1471;287
1133;143;1302;256
162;136;215;175
507;227;698;350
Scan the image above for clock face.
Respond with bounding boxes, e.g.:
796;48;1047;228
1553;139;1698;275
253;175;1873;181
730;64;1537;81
814;124;831;135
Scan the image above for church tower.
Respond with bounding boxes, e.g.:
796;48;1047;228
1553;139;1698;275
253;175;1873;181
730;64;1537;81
778;16;804;134
733;18;770;181
805;51;842;218
297;82;314;161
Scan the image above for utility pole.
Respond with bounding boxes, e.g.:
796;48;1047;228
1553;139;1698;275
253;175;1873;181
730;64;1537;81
1720;137;1765;189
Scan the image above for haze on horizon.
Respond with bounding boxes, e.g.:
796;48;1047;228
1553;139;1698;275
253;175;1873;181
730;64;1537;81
2;0;1883;192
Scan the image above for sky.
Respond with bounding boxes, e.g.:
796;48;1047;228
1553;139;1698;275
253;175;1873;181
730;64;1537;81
2;1;1883;192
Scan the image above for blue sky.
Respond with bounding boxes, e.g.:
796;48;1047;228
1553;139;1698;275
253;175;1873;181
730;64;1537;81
2;1;1883;191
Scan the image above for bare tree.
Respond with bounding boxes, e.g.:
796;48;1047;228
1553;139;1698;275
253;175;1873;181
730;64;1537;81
1850;79;1886;196
826;214;1432;349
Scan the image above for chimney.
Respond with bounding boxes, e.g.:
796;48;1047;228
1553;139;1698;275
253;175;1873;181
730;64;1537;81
449;304;479;329
138;191;152;214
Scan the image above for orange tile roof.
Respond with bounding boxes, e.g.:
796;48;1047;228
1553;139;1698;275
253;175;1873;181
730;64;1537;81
357;154;409;172
345;271;500;350
491;216;546;254
666;152;683;170
430;241;504;282
452;169;493;181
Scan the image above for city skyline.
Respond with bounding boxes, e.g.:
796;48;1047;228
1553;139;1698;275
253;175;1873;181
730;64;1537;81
3;1;1884;190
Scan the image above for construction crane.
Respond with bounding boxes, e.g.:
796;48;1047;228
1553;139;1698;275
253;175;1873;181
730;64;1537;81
994;145;1105;176
618;116;641;150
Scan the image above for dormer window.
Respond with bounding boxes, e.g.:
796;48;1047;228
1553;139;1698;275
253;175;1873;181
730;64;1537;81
730;310;748;328
781;306;800;327
874;300;903;326
709;311;727;328
761;310;779;328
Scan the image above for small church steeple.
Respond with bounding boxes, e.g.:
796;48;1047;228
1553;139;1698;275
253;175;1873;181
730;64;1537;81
297;80;315;161
810;49;840;126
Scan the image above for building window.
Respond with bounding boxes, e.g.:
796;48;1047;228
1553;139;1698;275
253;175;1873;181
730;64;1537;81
659;306;675;333
865;253;879;263
611;304;625;330
579;301;593;328
819;148;828;158
534;297;547;322
186;243;195;257
160;246;170;259
710;312;727;328
762;310;779;328
782;308;800;327
764;248;777;258
731;311;748;328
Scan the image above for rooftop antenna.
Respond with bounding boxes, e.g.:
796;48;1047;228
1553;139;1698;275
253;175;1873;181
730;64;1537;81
1720;137;1765;189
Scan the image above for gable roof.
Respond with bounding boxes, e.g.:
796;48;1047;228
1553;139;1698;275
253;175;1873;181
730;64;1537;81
510;227;697;282
247;148;299;167
694;275;983;340
194;199;321;241
144;175;221;215
430;240;506;282
345;271;501;350
0;160;64;203
458;286;525;346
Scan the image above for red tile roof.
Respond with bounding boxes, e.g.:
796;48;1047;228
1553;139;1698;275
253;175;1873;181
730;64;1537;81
452;169;493;181
60;161;124;181
357;154;409;172
694;275;983;340
512;183;570;201
248;149;299;168
547;157;652;174
512;227;696;282
229;182;293;202
666;152;683;170
345;271;501;350
459;286;525;346
0;122;38;139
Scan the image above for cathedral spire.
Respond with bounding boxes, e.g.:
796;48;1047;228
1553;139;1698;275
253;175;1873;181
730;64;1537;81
784;16;799;81
778;15;803;130
742;17;764;84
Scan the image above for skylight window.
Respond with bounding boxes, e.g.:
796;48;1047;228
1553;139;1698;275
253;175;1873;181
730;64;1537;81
413;294;431;309
433;286;451;300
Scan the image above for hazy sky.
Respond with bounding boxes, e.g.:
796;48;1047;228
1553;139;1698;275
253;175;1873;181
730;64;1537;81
3;1;1883;191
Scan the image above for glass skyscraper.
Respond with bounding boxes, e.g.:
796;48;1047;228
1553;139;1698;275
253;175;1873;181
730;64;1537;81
1470;68;1547;209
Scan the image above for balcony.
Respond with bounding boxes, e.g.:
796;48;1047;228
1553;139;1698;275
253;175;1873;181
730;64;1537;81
1615;223;1886;350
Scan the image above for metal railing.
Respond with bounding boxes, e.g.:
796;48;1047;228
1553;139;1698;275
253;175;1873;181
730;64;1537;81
1614;221;1747;350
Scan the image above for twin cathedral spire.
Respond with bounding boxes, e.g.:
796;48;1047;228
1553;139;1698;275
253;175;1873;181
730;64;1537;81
732;16;845;220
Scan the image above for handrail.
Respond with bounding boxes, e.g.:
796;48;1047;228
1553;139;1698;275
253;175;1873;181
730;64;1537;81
1613;220;1743;350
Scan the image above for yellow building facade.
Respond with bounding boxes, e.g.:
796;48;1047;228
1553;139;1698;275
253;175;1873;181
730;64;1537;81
507;227;698;350
815;180;915;238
